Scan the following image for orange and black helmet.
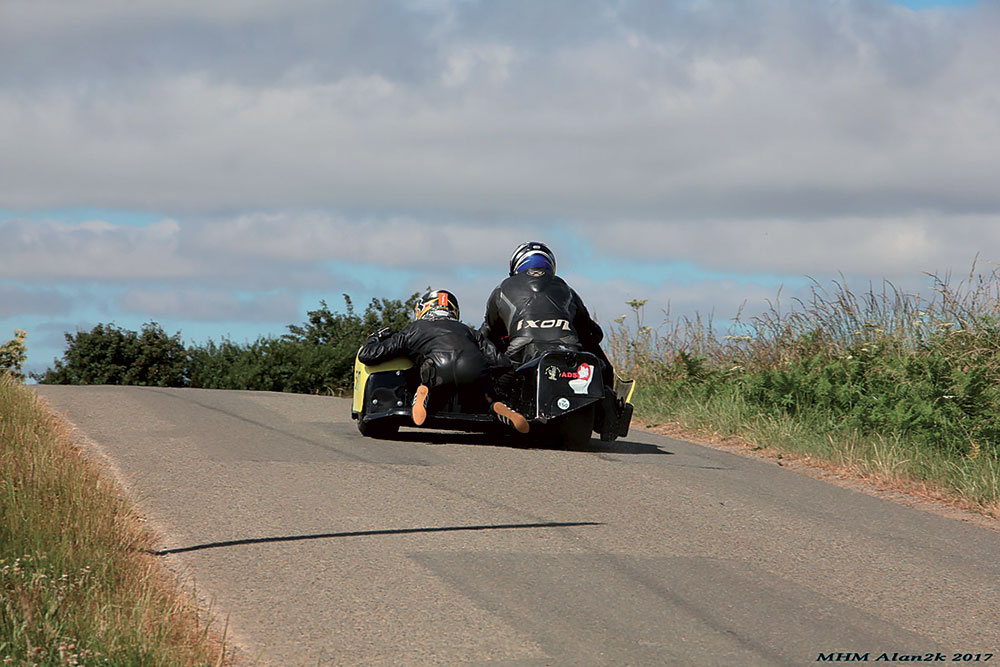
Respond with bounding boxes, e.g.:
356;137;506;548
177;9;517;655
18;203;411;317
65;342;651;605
414;289;460;321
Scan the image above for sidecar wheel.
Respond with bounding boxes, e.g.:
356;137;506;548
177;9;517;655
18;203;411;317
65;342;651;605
358;417;400;439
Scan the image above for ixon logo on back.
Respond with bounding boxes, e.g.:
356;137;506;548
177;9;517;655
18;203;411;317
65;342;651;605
516;319;571;331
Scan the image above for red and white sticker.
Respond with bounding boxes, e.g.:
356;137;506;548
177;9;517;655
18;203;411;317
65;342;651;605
568;363;594;395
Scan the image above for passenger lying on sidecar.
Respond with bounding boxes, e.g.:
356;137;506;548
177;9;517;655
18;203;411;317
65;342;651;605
353;289;528;435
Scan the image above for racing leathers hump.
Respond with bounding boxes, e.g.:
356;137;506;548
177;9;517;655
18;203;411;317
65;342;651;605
358;317;506;389
480;268;605;365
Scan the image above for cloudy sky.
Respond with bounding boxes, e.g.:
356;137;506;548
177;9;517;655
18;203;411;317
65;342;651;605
2;0;998;377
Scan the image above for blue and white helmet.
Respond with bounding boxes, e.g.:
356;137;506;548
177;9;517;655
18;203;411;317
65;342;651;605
509;241;556;276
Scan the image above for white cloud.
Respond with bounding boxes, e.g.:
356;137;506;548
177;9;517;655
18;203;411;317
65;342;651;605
1;1;997;219
118;288;299;322
585;217;1000;279
0;219;195;280
194;211;526;268
3;0;1000;365
4;212;997;296
0;285;71;318
442;43;517;86
0;0;325;35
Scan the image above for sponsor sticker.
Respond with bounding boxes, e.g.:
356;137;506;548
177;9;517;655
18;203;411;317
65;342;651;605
568;363;594;395
545;362;596;394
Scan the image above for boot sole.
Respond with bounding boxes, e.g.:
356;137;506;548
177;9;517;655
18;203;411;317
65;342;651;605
412;385;430;426
493;402;530;434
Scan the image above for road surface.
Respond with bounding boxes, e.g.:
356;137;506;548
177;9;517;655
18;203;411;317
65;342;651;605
34;386;1000;665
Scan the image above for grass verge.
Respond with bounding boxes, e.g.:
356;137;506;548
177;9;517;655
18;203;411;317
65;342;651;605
611;266;1000;518
1;374;230;665
633;382;1000;517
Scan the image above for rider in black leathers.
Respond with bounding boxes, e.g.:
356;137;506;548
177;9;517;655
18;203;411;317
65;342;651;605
480;241;614;386
359;289;529;433
481;242;623;438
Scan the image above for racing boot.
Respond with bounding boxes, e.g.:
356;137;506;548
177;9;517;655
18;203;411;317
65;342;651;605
492;402;530;434
412;385;430;426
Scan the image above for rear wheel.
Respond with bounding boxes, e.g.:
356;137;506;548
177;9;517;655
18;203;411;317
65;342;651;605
538;404;595;449
357;416;400;439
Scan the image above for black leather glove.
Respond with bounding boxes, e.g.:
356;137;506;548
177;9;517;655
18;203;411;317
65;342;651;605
370;327;393;342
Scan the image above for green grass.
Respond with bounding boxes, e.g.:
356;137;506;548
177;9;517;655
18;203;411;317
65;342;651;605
1;375;229;665
611;266;1000;515
633;382;1000;512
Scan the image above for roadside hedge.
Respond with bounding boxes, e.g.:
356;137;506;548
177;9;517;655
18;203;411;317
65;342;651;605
33;294;418;394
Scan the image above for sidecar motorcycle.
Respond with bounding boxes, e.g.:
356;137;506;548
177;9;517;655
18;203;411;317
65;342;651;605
351;349;635;449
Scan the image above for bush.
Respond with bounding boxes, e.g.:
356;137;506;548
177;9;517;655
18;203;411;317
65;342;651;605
188;294;419;394
608;264;1000;492
34;323;187;386
35;295;420;393
186;335;345;394
0;329;27;382
614;270;1000;443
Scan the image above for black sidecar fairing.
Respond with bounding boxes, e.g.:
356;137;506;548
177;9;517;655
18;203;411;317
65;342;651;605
359;365;498;433
514;350;603;423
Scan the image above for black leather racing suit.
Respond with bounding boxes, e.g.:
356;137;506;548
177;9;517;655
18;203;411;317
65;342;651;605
480;268;614;386
358;315;508;409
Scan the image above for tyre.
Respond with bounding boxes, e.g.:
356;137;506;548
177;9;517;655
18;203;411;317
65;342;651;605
357;417;400;439
539;403;595;449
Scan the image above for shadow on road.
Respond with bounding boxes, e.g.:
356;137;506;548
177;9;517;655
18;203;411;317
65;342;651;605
388;429;672;456
390;430;508;446
568;438;672;455
151;521;603;556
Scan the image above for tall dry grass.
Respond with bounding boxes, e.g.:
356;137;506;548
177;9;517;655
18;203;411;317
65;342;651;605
609;262;1000;514
1;375;230;665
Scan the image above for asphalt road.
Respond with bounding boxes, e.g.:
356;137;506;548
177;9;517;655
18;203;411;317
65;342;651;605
34;386;1000;665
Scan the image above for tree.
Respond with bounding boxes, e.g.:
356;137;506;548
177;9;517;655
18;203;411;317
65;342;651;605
0;329;27;382
279;294;420;393
34;322;186;386
35;293;423;394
